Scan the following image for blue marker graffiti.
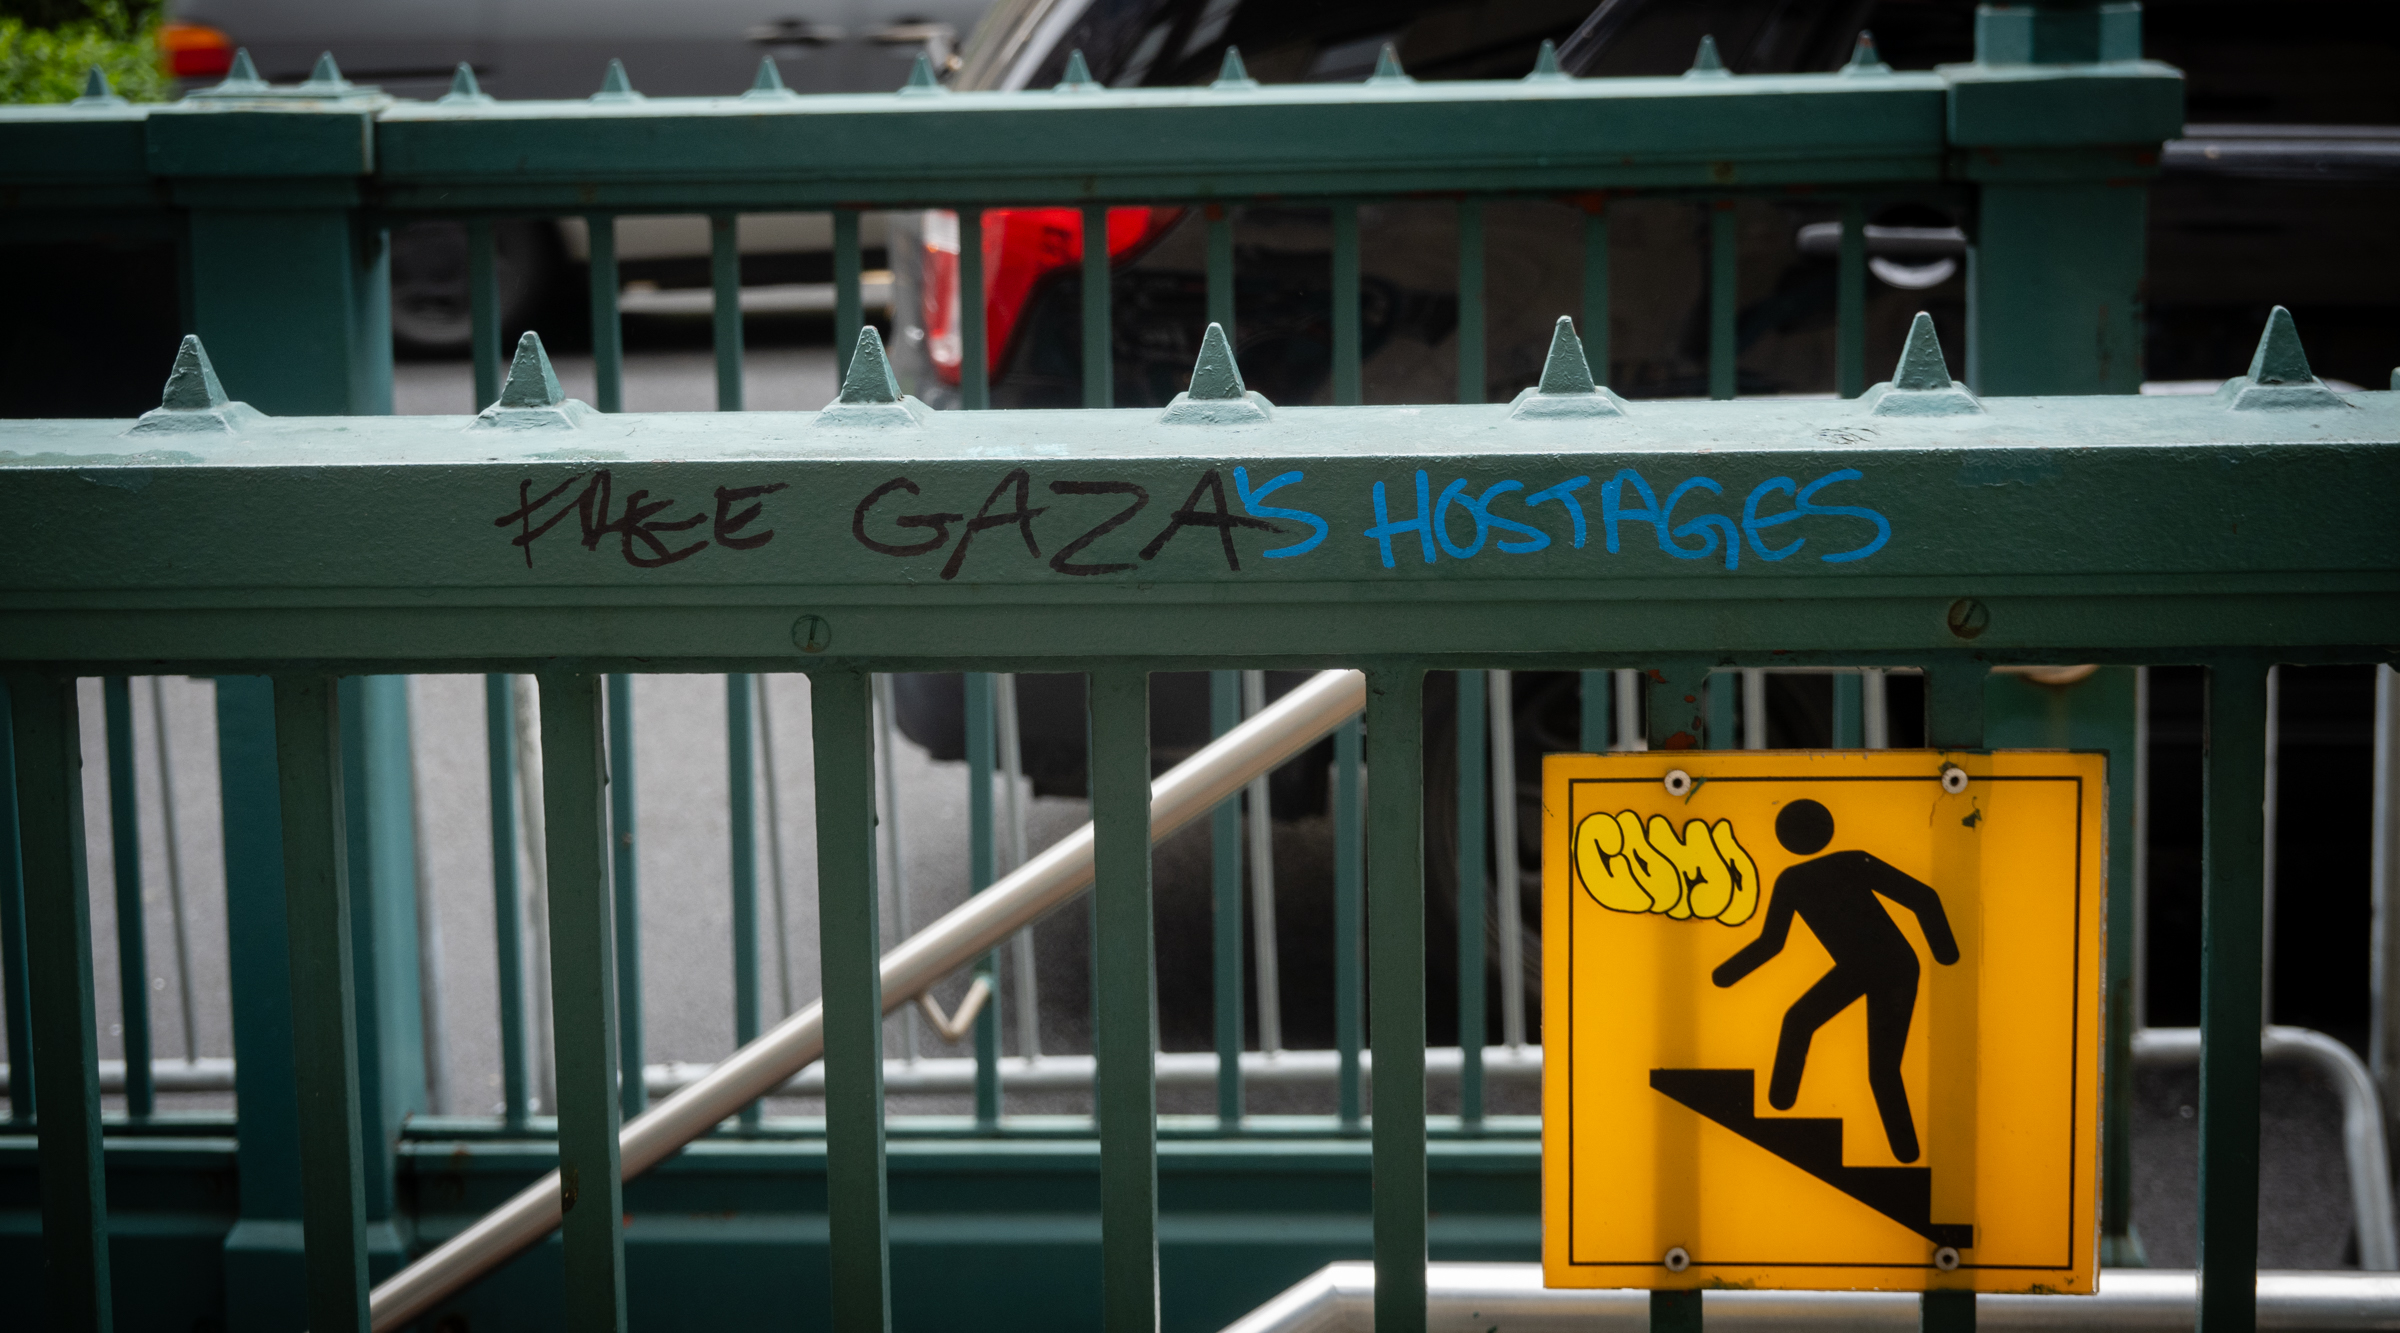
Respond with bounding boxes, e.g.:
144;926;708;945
1232;466;1329;559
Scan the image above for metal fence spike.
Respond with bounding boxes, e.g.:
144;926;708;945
592;58;643;102
1862;312;1982;415
440;63;491;104
900;52;945;94
73;67;125;105
1369;44;1412;84
2218;305;2351;410
1686;35;1729;77
2246;305;2314;386
1162;322;1274;422
752;57;789;94
1212;47;1258;89
160;336;229;411
498;332;567;408
1526;40;1569;82
1187;323;1247;400
219;48;265;90
840;328;904;404
1843;31;1891;73
1508;316;1625;418
1058;49;1098;90
1893;312;1953;390
301;51;348;89
1537;317;1596;395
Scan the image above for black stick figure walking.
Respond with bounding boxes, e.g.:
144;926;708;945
1711;798;1960;1162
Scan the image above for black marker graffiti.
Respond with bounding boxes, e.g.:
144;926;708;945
1046;480;1150;576
940;469;1047;581
497;470;783;568
1138;469;1280;573
852;477;961;557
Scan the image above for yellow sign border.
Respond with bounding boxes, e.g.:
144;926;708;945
1540;748;2106;1295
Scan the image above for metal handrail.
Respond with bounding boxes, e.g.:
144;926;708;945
1218;1263;2400;1333
362;668;1368;1331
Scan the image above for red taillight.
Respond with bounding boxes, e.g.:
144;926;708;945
161;22;236;78
924;206;1185;387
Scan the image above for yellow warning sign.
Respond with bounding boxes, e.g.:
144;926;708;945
1541;750;2104;1295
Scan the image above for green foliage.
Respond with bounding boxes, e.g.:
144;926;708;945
0;1;168;104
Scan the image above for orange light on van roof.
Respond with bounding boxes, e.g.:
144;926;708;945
160;22;235;79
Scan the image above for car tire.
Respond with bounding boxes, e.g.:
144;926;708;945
390;219;561;357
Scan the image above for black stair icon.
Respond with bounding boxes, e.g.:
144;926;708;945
1650;1068;1974;1251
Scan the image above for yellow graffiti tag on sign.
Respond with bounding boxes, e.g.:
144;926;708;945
1542;750;2105;1296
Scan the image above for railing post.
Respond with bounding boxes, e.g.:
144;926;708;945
9;674;113;1332
728;674;763;1129
607;675;644;1120
0;681;31;1125
965;672;1002;1124
271;675;369;1333
101;677;154;1118
535;672;628;1331
337;676;426;1269
484;676;531;1129
834;209;863;384
149;98;393;415
1090;668;1159;1333
1335;717;1365;1128
1367;667;1427;1333
1457;199;1485;404
1923;658;1989;1332
1455;669;1486;1123
1836;198;1867;399
2199;659;2269;1333
587;215;624;413
1210;670;1245;1126
1082;205;1114;408
1580;198;1610;389
1579;669;1611;753
960;208;990;411
710;212;744;411
1708;200;1737;400
215;678;308;1329
1205;204;1236;343
2373;666;2399;1148
1332;203;1361;406
1647;665;1708;1333
811;670;891;1333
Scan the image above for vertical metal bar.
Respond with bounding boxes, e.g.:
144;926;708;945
1489;670;1524;1051
148;678;198;1063
1837;198;1867;399
411;704;447;1116
1334;718;1365;1127
2198;658;2268;1333
586;214;623;414
271;675;368;1333
727;674;761;1129
1242;671;1283;1054
871;674;919;1061
10;675;112;1330
1456;199;1485;404
513;675;556;1113
1743;670;1767;750
1367;668;1428;1333
1205;204;1236;341
2374;665;2398;1123
605;675;643;1119
2135;666;2153;1033
959;208;989;411
1582;202;1610;387
1615;669;1642;751
758;676;798;1019
1579;670;1611;753
1922;1290;1975;1333
1834;671;1864;748
811;670;891;1333
467;218;502;411
1709;200;1737;400
535;672;627;1333
997;675;1039;1061
1081;204;1113;408
484;676;528;1128
2262;666;2280;1022
1706;672;1735;753
0;681;31;1123
709;212;744;411
1210;670;1243;1125
1455;670;1486;1122
1925;662;1986;1333
965;672;1000;1124
1862;668;1891;749
1332;202;1361;406
102;677;154;1117
1652;1291;1701;1333
1090;668;1159;1333
834;209;863;384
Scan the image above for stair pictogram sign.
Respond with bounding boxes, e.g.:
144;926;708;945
1540;751;2105;1296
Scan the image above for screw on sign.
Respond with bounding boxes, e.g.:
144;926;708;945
1541;749;2104;1296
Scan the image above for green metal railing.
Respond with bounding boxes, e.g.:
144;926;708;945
12;7;2353;1333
